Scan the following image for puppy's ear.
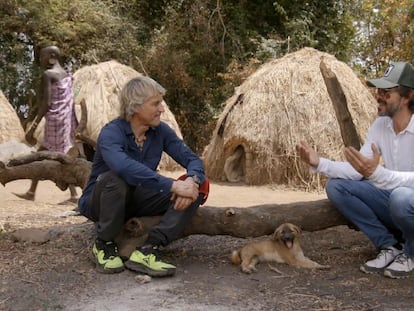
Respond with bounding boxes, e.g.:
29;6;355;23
292;224;302;236
272;227;282;241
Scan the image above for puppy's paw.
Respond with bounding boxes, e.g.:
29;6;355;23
241;267;253;274
241;264;256;274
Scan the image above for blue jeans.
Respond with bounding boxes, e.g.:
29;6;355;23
326;179;403;250
389;187;414;257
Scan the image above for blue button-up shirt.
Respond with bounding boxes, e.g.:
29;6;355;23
78;118;205;215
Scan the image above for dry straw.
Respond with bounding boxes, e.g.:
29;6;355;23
0;90;25;143
203;47;377;190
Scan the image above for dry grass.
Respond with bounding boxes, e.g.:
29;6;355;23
0;90;25;143
203;47;377;189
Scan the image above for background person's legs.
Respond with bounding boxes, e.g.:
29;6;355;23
14;179;38;200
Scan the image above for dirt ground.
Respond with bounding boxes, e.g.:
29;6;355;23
0;174;413;311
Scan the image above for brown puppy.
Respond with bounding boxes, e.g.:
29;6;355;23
231;223;329;273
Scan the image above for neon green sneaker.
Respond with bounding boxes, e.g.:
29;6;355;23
92;238;124;274
125;246;176;277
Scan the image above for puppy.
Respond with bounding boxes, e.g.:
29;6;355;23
231;223;329;273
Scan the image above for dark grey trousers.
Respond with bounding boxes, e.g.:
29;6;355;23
86;171;202;246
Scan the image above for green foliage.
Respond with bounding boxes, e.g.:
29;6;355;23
141;0;356;150
350;0;414;77
142;0;225;151
1;0;357;151
271;0;355;61
0;0;142;119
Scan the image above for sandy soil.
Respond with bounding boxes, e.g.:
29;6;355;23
0;175;413;311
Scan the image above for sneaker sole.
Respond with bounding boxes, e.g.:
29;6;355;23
125;260;176;277
90;251;125;274
360;264;385;274
384;269;412;279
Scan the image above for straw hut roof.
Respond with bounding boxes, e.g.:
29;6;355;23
203;47;377;189
35;60;182;171
72;60;182;141
0;90;25;143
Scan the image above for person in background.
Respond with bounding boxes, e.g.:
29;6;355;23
296;61;414;278
15;45;79;203
78;76;207;277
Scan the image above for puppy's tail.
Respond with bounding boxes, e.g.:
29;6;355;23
230;250;241;265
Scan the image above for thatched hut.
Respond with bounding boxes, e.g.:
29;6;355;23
35;60;182;170
203;48;377;189
0;90;25;143
0;91;35;162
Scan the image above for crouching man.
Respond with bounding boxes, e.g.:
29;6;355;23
78;76;206;277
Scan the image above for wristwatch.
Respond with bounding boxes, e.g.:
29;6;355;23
189;175;201;185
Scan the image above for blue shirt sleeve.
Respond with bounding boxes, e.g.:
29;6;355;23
160;123;206;184
98;121;174;194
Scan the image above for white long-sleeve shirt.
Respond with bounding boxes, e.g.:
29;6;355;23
314;115;414;189
369;165;414;190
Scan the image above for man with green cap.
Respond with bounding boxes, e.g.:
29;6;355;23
296;61;414;278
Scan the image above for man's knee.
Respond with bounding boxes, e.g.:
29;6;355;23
97;171;129;195
325;178;344;199
390;187;414;220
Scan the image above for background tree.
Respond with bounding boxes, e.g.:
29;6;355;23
138;0;355;151
0;0;143;122
350;0;414;76
0;0;369;152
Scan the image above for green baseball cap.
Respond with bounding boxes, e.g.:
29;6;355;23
367;62;414;89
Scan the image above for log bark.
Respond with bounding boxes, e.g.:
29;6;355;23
320;59;361;149
185;199;347;237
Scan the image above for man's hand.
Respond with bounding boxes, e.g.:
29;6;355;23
170;194;194;211
295;141;320;167
344;144;380;178
171;178;199;210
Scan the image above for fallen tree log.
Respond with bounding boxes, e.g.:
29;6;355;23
117;199;349;257
127;199;348;238
0;151;91;189
1;151;349;250
186;199;347;237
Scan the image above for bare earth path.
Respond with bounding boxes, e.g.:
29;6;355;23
0;174;413;311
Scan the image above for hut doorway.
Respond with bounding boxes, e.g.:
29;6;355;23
224;145;246;182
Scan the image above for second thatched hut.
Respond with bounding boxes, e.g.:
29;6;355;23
34;60;182;171
203;48;377;189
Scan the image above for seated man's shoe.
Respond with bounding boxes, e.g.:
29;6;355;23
384;254;414;279
360;246;403;274
125;245;176;277
92;238;124;274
